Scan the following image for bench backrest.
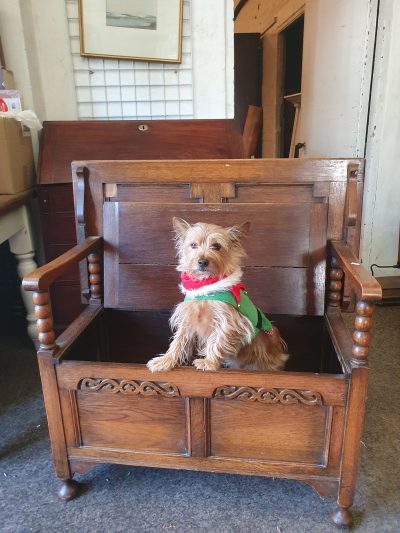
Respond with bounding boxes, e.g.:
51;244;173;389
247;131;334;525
72;159;364;316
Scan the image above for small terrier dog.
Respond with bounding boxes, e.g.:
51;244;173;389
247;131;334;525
147;218;288;372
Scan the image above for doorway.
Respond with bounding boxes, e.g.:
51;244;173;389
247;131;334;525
280;15;304;157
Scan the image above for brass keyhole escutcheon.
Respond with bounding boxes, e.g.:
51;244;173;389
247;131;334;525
138;124;149;132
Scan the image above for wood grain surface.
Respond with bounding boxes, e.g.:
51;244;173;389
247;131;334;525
28;156;384;526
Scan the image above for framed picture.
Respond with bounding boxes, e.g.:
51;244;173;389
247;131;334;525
78;0;183;63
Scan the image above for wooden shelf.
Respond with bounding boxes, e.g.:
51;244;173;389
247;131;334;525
283;92;301;106
376;276;400;301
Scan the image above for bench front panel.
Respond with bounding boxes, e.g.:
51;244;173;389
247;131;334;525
57;362;347;479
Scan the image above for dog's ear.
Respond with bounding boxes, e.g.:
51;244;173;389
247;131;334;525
173;217;191;239
227;221;251;242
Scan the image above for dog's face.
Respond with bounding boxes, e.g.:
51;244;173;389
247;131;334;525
173;218;250;278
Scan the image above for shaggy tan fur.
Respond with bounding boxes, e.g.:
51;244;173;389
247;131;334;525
147;218;288;372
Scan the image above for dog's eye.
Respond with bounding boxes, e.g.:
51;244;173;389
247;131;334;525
190;243;198;249
211;243;222;251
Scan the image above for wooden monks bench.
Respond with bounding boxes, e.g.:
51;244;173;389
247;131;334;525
23;158;382;528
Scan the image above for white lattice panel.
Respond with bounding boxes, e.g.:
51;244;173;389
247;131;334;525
66;0;193;120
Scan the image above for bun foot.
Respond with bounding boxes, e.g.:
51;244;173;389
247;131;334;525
330;506;353;529
57;479;80;501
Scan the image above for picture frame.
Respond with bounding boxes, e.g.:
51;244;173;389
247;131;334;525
78;0;183;63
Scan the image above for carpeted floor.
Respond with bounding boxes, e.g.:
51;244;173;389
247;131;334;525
0;307;399;533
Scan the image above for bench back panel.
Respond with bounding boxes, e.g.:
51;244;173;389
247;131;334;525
72;159;364;316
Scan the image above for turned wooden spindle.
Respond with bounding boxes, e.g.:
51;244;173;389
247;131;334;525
33;291;57;352
328;256;344;307
351;300;374;366
88;252;102;302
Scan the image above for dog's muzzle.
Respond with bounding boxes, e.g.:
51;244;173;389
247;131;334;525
198;258;209;270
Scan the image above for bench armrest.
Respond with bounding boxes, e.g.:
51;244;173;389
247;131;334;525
23;236;102;292
330;240;382;302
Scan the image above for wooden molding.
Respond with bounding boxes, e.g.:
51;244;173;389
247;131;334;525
78;378;181;397
213;386;323;405
190;182;236;203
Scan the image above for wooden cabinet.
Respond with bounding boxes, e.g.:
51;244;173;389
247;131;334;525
234;33;262;132
37;119;244;328
38;185;84;326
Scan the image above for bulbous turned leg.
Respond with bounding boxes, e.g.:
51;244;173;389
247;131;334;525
57;479;81;501
330;506;353;529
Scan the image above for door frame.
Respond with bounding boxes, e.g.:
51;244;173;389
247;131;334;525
261;1;305;157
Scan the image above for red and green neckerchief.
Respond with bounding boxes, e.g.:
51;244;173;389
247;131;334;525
181;272;273;337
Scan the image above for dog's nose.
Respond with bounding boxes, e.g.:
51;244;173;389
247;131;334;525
198;258;209;269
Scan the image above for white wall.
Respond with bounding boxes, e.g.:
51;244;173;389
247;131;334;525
300;0;377;157
300;0;400;270
0;1;34;111
0;0;78;121
361;0;400;274
296;0;399;270
192;0;234;118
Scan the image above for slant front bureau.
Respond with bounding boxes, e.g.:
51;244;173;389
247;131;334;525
37;119;244;328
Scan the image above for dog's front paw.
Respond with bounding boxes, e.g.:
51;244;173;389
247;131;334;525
193;358;220;371
147;355;176;373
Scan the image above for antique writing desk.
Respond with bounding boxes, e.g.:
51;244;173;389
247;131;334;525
37;119;244;327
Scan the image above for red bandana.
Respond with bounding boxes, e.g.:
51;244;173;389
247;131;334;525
181;272;246;303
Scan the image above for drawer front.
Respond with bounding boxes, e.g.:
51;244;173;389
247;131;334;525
41;214;77;245
39;185;77;249
39;185;82;327
39;185;74;215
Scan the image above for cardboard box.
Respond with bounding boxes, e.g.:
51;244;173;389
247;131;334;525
0;116;34;194
0;89;22;112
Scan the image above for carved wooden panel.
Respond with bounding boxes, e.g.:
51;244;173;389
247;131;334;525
190;182;236;203
213;386;323;405
78;378;180;397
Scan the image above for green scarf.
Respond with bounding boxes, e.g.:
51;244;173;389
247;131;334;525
184;289;272;338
